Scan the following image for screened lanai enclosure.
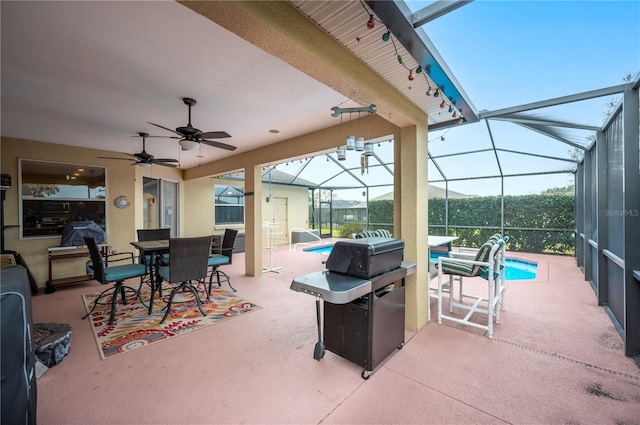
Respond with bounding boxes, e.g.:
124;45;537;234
255;72;640;359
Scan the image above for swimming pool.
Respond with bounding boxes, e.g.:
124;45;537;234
303;245;538;280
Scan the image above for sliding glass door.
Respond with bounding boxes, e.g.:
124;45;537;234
143;177;178;237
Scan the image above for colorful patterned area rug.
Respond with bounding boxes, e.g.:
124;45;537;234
82;284;261;360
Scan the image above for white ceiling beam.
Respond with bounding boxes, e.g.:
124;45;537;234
479;84;628;119
411;1;474;27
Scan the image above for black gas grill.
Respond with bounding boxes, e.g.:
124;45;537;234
291;237;415;379
325;237;404;279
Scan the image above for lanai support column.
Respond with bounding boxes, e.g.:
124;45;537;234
397;123;430;331
244;165;263;276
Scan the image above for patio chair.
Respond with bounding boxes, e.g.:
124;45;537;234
82;237;147;326
136;228;170;261
431;233;503;306
436;237;505;339
207;228;238;294
135;228;170;296
156;235;213;324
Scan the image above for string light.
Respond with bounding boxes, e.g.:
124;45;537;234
367;14;375;29
428;128;452;143
358;1;462;122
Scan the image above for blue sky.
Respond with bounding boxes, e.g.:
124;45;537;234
414;0;639;116
410;0;639;196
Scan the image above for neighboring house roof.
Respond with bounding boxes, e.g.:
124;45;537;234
318;200;360;209
214;169;317;188
345;185;473;209
372;185;472;200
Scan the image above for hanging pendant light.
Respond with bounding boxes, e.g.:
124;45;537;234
355;137;365;152
337;146;346;161
346;136;355;150
364;143;374;156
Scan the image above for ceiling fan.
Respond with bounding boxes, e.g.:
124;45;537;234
148;97;236;151
98;133;179;168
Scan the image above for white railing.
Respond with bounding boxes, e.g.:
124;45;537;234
289;228;322;251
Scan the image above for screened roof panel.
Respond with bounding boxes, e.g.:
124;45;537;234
429;150;501;180
487;120;580;159
497;151;577;176
427;122;493;156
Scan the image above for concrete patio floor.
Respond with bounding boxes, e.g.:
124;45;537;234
32;240;640;424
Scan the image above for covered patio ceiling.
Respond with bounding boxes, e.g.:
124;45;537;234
1;1;636;193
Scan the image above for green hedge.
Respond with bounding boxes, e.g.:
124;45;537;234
428;194;575;254
333;194;575;255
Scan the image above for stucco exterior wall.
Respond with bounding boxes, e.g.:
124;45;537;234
1;137;183;289
184;176;309;247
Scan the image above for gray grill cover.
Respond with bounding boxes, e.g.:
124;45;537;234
326;237;404;279
60;220;106;246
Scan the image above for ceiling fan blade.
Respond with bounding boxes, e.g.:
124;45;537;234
200;131;231;139
145;135;181;139
153;158;179;163
98;156;136;161
147;122;182;136
200;139;237;151
152;161;178;168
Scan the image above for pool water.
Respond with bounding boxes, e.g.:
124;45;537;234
304;245;538;280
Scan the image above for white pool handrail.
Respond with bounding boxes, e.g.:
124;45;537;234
289;228;322;251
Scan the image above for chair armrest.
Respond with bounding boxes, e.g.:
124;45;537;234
437;256;491;272
105;251;135;266
220;247;234;257
448;251;476;259
458;247;480;254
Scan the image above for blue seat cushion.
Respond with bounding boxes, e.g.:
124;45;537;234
103;263;146;282
208;254;230;267
158;266;170;282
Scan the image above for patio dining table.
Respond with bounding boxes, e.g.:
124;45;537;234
428;235;458;251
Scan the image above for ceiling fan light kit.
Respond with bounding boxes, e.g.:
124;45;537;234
179;138;199;151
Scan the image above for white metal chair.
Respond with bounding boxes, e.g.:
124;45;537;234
428;234;502;321
436;237;506;339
